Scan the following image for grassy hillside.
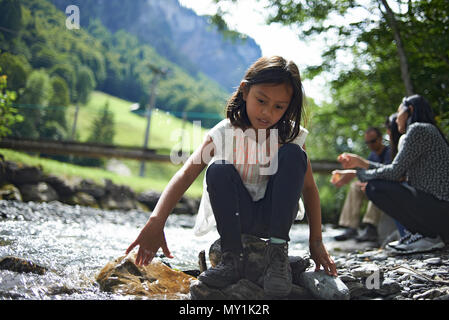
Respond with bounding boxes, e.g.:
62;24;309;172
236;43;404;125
68;91;217;152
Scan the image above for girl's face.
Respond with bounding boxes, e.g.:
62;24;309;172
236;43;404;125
242;82;292;131
396;103;411;134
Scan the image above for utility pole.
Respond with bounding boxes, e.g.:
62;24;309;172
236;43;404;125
139;65;169;177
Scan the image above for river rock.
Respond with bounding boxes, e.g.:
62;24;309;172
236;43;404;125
298;271;350;300
62;192;99;208
43;175;76;197
96;253;196;299
18;182;59;202
0;256;47;275
0;183;22;201
76;179;105;199
1;161;43;185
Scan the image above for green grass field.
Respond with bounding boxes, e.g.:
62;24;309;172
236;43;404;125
67;91;215;152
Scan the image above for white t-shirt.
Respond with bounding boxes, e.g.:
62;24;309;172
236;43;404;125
193;119;309;236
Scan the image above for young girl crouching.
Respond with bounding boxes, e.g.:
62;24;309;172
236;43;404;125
126;56;337;298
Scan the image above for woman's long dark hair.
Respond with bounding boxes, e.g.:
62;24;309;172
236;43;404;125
385;113;401;159
225;56;306;144
402;95;449;147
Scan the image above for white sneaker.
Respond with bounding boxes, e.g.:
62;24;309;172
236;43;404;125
386;231;412;250
393;233;445;254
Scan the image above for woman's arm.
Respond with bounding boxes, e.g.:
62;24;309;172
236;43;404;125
126;136;214;265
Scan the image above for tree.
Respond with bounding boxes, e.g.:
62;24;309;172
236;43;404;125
0;68;23;140
13;69;53;139
0;52;30;91
70;65;96;140
75;101;115;167
0;0;23;40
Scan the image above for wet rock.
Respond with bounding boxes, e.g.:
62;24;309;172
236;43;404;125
374;279;402;297
189;280;227;300
96;253;195;299
298;271;350;300
18;182;59;202
43;175;76;197
413;288;448;300
0;183;22;201
95;179;138;211
0;256;47;275
423;257;442;266
2;161;43;185
62;192;99;208
76;179;105;199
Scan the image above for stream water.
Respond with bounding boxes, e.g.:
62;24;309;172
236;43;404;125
0;200;340;300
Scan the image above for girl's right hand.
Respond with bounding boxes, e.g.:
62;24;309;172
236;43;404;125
125;217;173;266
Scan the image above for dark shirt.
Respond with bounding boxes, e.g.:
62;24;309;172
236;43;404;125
367;145;391;165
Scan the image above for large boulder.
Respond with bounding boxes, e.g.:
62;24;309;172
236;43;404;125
43;174;76;198
98;179;138;211
96;253;196;299
76;179;105;199
1;161;43;185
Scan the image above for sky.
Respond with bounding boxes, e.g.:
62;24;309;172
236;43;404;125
178;0;331;104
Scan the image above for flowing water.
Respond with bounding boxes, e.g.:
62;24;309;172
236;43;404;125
0;200;340;300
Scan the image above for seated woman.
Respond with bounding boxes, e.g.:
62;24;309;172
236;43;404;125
332;95;449;254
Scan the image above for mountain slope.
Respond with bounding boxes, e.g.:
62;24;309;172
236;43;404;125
48;0;262;92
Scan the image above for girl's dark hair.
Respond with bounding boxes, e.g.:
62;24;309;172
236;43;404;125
402;94;449;146
385;113;401;159
225;56;306;144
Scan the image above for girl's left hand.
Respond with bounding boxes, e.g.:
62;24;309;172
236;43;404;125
309;240;338;277
330;170;357;188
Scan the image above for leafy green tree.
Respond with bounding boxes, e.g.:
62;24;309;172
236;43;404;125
70;65;96;140
13;69;53;139
0;68;23;140
0;0;23;40
0;52;30;91
75;101;115;167
39;76;70;141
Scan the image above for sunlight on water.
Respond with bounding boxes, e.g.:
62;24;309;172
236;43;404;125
0;200;335;300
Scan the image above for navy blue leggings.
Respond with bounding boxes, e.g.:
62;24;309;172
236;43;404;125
206;143;308;254
366;179;449;240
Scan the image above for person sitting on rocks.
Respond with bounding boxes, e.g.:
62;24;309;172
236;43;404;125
125;56;337;299
332;127;392;242
332;95;449;254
